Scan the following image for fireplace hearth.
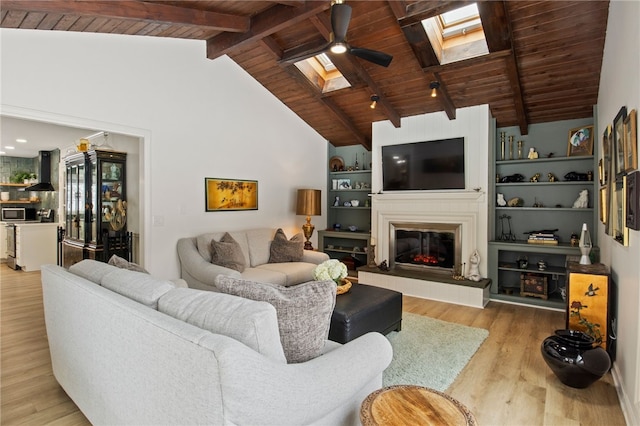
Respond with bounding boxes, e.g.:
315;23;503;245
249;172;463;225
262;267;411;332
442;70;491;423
391;222;461;274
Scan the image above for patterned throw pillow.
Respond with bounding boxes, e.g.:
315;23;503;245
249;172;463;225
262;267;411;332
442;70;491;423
210;232;246;272
268;228;304;263
215;275;336;363
108;254;148;273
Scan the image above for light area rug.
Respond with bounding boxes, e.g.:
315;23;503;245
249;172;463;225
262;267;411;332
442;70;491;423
383;312;489;391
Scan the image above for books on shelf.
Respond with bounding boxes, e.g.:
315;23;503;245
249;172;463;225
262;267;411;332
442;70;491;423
527;232;559;245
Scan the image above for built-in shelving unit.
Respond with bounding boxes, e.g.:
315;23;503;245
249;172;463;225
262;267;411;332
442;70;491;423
488;118;598;310
320;146;372;279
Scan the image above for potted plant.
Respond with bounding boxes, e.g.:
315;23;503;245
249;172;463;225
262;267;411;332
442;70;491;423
10;170;32;184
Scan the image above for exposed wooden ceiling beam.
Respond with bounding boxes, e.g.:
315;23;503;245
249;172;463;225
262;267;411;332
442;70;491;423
479;1;528;134
431;72;456;120
400;1;475;27
262;33;371;149
1;0;249;32
206;1;330;60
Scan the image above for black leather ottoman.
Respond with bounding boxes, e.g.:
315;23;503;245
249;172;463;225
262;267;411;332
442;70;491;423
329;283;403;344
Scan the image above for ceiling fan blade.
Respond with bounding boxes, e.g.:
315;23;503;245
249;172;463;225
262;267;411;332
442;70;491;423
280;41;331;64
349;46;393;67
331;3;352;42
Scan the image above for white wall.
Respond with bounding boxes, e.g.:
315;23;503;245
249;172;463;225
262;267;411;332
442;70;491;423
371;105;491;273
0;29;328;278
597;1;640;424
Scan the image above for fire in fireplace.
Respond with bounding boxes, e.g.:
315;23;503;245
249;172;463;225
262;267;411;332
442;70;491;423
390;222;462;273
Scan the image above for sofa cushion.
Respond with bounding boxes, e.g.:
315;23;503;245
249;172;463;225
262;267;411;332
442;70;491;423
210;232;246;273
158;288;286;363
268;228;304;263
108;254;149;273
241;268;287;286
255;263;316;287
245;229;274;267
215;276;337;363
69;259;119;284
101;269;175;309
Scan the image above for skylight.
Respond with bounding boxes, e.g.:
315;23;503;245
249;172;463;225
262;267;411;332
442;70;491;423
294;53;351;94
422;3;488;65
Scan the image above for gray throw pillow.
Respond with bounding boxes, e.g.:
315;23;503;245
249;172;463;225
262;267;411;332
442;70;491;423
108;254;148;273
215;275;337;363
268;228;304;263
210;232;246;272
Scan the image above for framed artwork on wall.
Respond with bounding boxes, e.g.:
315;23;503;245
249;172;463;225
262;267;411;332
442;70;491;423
567;125;594;157
626;170;639;230
623;109;637;172
205;178;258;212
601;125;611;186
600;186;608;226
613;106;627;177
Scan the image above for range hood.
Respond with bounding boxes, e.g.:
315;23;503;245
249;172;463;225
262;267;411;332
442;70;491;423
23;151;55;192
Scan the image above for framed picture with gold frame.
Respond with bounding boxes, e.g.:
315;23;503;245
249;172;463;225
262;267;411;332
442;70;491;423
627;170;639;230
623;109;637;172
599;186;608;225
567;125;594;157
601;125;611;186
613;106;627;177
205;178;258;212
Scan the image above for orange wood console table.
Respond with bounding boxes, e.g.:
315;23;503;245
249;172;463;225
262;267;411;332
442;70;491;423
360;385;476;426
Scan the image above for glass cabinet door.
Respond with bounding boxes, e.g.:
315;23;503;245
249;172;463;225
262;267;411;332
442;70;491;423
89;160;98;244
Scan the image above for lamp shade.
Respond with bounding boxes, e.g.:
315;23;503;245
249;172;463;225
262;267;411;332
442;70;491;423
296;189;321;216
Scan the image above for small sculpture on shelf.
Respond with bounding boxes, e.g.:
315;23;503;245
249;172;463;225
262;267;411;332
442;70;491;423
500;173;525;183
572;189;589;208
333;196;340;207
548;173;558;182
507;197;524;207
378;260;389;271
564;171;589;181
466;250;482;282
497;193;507;206
530;173;541;182
528;147;539;159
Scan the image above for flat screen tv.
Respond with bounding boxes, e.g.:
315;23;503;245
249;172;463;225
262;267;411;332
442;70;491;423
382;138;465;191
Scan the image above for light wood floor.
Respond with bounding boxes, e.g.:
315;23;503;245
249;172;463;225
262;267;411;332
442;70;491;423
1;267;626;425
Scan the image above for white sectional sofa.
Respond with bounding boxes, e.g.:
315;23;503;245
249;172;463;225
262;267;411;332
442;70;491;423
177;228;329;291
41;261;392;425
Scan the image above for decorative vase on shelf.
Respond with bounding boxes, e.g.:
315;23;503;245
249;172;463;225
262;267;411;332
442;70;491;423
541;329;611;389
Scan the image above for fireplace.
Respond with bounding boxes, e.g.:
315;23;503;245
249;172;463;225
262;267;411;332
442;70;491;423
390;222;462;274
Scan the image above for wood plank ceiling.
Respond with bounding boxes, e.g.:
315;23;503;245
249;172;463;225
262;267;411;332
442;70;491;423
1;1;609;149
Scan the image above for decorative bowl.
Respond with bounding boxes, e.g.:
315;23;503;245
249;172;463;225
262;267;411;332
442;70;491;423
350;200;360;207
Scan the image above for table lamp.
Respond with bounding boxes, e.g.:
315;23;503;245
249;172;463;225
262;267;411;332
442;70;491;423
579;223;592;265
296;189;321;250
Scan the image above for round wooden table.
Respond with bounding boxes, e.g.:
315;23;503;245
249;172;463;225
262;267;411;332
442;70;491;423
360;385;477;426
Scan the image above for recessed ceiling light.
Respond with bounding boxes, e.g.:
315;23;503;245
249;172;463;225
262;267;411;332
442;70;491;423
5;146;15;150
16;138;27;143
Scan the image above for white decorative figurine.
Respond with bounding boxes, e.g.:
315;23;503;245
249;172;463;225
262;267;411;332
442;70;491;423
466;250;482;282
497;193;507;206
572;189;589;208
528;147;539;159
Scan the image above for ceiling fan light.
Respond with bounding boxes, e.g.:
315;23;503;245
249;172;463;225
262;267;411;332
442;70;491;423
370;94;380;109
430;81;440;97
330;42;348;54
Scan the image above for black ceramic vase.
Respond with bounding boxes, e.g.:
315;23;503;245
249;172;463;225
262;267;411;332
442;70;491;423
541;329;611;389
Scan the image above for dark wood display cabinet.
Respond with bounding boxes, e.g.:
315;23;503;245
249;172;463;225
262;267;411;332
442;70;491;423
62;149;129;267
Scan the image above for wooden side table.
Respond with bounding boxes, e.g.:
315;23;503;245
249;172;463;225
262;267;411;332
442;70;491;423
360;385;476;426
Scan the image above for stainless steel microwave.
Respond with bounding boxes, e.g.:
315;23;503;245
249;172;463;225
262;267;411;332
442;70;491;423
1;207;37;221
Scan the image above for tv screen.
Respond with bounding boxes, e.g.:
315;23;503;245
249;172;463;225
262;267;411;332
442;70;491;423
382;138;465;191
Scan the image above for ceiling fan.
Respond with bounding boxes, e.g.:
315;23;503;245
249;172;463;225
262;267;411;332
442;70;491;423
290;1;393;67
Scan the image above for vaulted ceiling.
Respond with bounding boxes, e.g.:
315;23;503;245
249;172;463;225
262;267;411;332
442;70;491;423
1;1;609;150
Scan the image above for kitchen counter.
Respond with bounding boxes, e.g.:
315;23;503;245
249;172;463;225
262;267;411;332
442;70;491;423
1;221;58;226
4;222;59;271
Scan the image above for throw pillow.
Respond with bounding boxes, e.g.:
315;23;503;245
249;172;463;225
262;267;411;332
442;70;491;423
268;228;304;263
210;232;246;272
215;275;336;363
108;254;148;273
